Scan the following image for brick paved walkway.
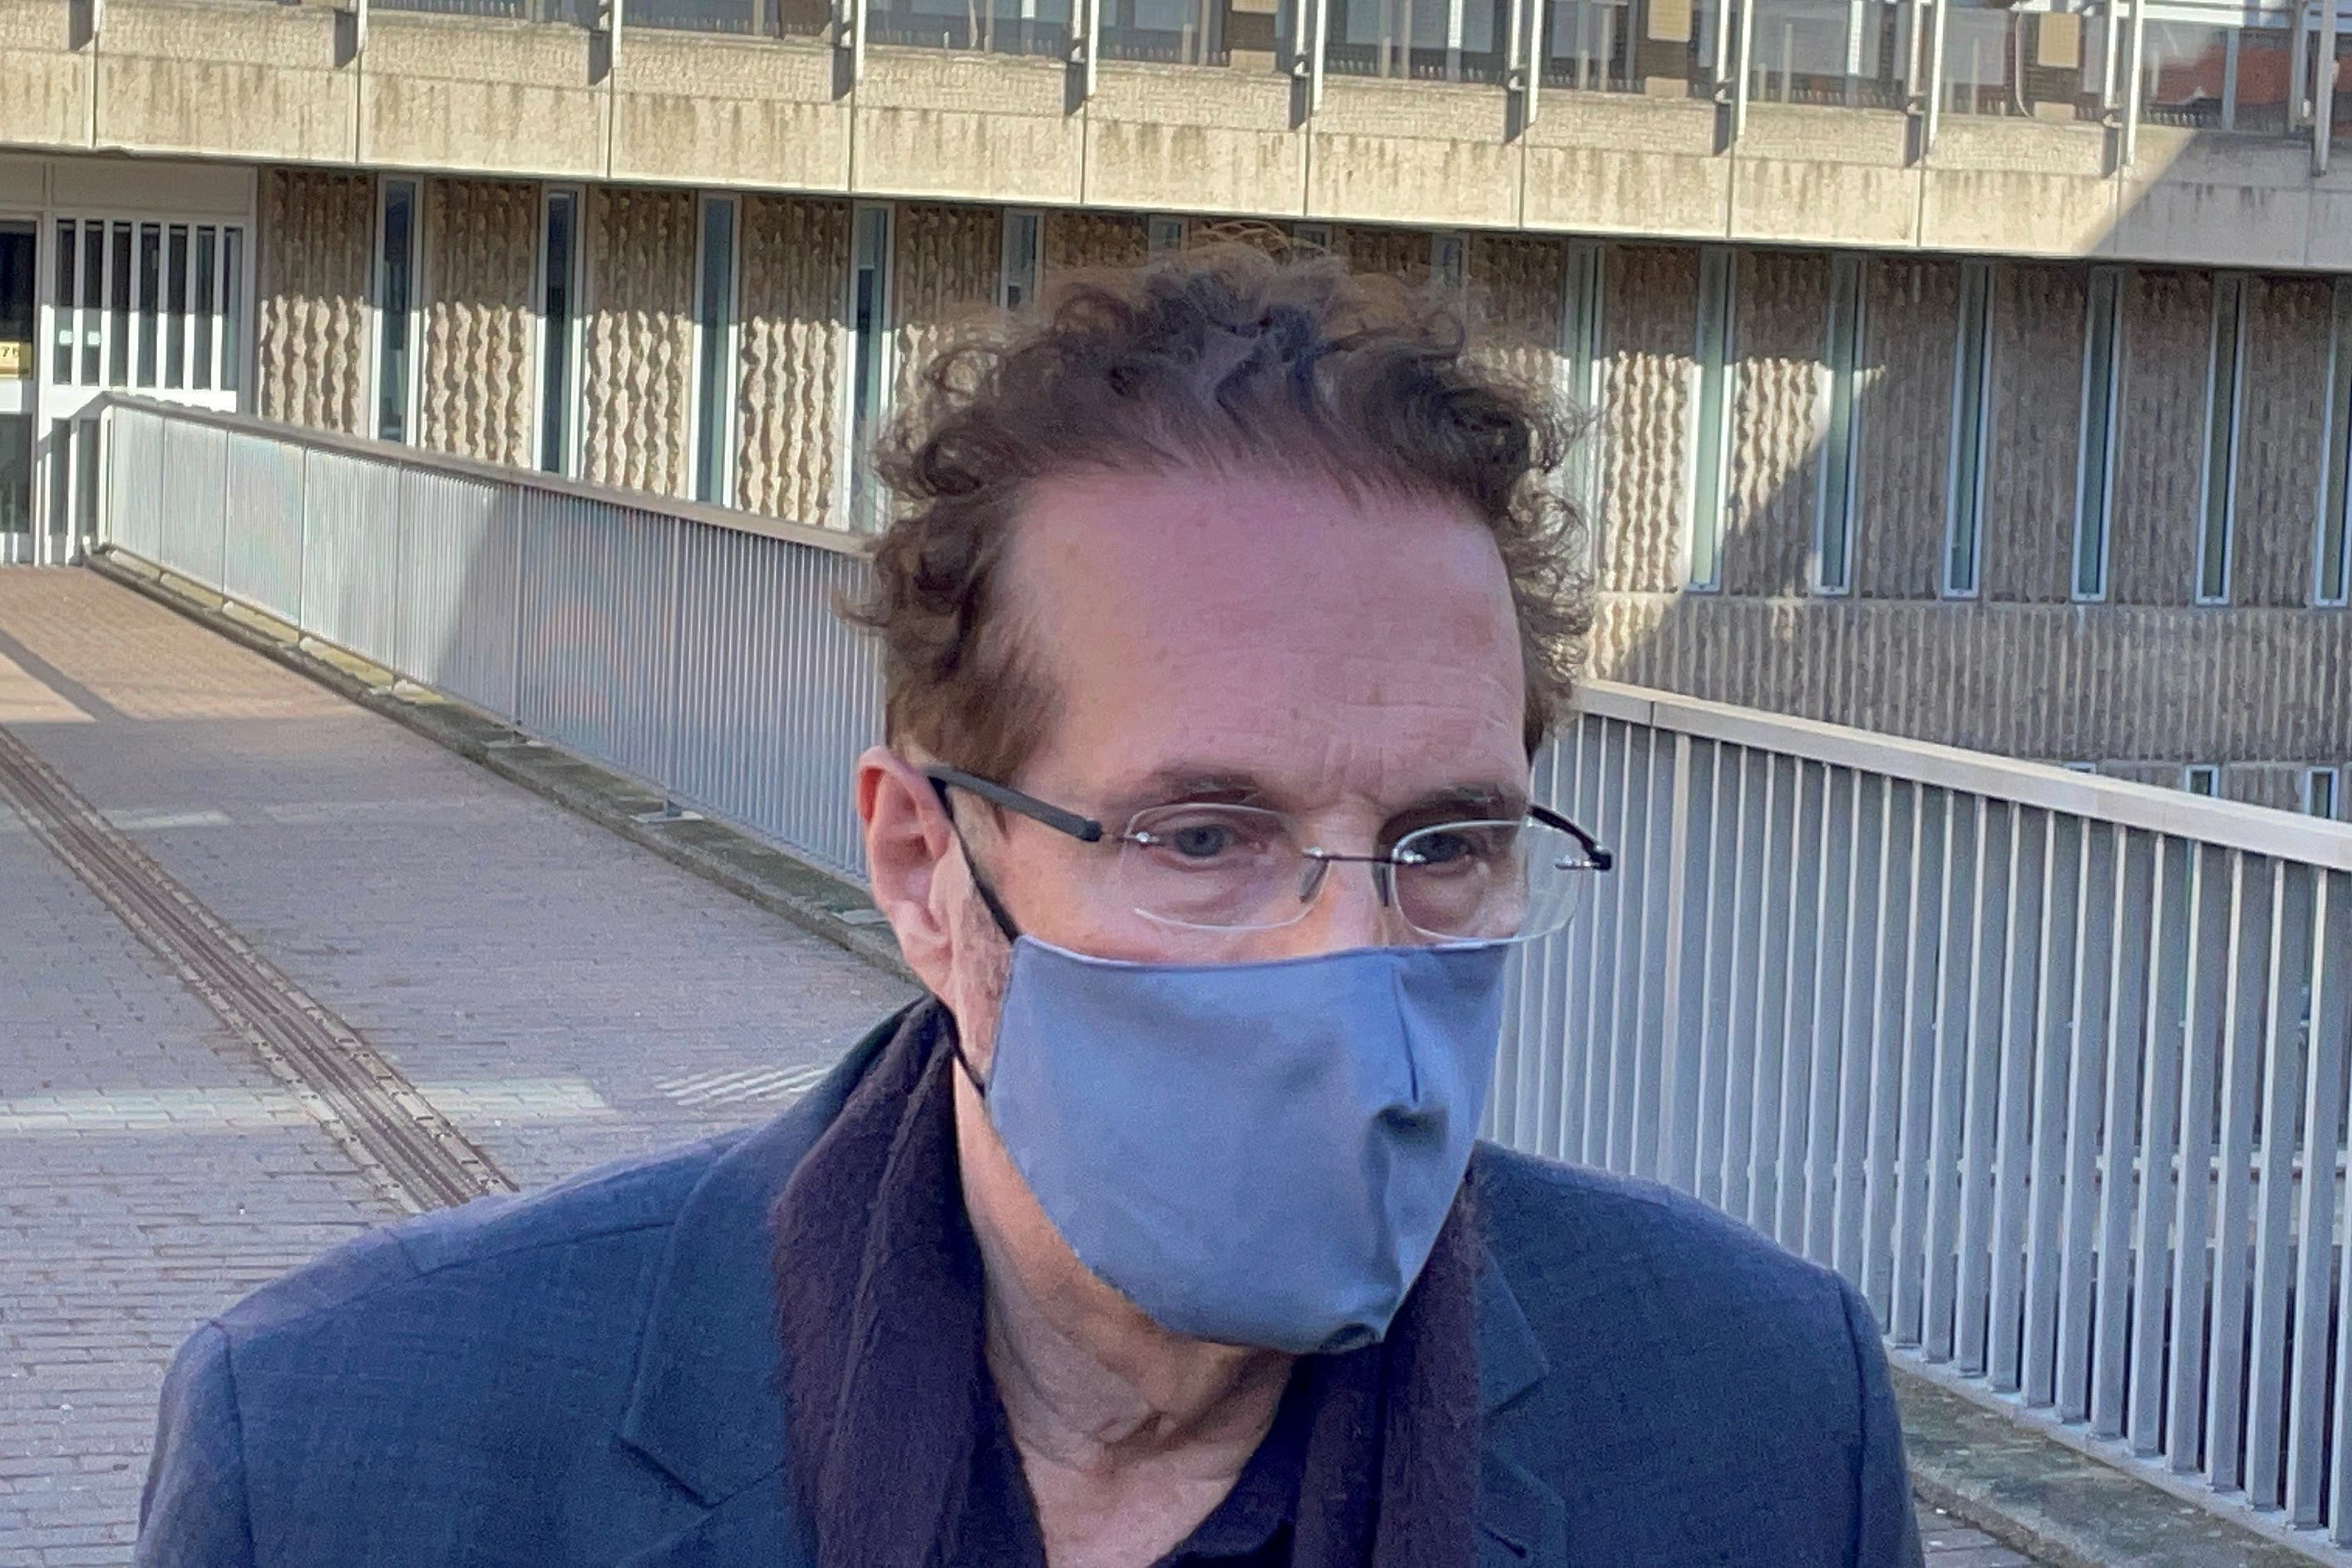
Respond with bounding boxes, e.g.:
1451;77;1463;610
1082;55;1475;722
0;569;2030;1567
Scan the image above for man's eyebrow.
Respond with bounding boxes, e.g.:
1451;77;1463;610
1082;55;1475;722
1105;767;1276;814
1386;782;1529;822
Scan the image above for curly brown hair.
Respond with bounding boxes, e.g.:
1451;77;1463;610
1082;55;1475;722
846;240;1592;782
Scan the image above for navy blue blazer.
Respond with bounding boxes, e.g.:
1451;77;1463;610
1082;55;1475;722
137;1011;1923;1567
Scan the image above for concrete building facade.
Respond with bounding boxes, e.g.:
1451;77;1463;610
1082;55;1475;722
0;0;2347;810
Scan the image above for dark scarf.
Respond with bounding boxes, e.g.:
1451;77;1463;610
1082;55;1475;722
768;1001;1482;1568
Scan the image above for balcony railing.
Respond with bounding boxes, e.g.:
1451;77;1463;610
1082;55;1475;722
91;397;2352;1558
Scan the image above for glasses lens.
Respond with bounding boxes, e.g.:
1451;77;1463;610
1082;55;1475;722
1118;804;1302;930
1393;816;1593;942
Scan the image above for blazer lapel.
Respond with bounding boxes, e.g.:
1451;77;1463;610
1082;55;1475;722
1475;1243;1567;1566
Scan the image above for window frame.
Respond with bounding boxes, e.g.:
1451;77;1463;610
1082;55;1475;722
2070;266;2123;604
1943;260;1994;600
2306;766;2342;820
1561;240;1605;574
688;193;742;508
2194;272;2247;607
533;185;586;480
1431;232;1467;299
1146;214;1188;254
1293;221;1334;250
2317;278;2352;608
2183;763;2221;797
840;200;897;531
370;175;424;446
998;210;1043;311
1685;246;1736;594
1812;252;1866;598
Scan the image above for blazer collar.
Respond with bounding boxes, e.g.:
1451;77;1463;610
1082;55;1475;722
617;1002;1557;1511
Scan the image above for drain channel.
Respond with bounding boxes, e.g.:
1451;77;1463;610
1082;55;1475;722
0;722;513;1212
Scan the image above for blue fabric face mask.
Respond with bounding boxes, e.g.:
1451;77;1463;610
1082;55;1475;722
969;934;1510;1355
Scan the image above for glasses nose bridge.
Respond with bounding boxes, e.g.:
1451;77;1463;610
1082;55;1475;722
1294;846;1398;916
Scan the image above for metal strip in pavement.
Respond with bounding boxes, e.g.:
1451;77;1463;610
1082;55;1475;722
0;718;514;1212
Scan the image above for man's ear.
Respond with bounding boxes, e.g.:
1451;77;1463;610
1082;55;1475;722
857;747;959;995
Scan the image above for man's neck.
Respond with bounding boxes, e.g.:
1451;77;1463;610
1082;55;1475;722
955;1078;1292;1565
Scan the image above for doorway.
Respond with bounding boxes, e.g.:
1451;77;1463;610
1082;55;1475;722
0;223;35;564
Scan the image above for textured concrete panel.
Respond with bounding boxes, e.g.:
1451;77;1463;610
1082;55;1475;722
420;178;536;470
1980;264;2083;604
736;195;849;529
95;0;354;163
1045;210;1148;273
1594;244;1696;595
890;202;998;410
0;0;91;151
257;169;372;436
1729;106;1918;249
1854;259;1959;601
1467;233;1565;391
360;16;605;180
1590;594;2352;767
612;35;850;193
1722;250;1826;598
2108;131;2315;271
1308;80;1518;228
2232;277;2331;611
853;51;1082;205
2105;269;2208;607
1085;67;1304;218
581;187;695;497
1919;122;2113;257
1522;96;1725;239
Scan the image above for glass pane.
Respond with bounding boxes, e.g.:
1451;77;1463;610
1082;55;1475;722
2326;282;2351;600
47;417;68;534
108;224;131;387
693;198;736;505
73;414;97;537
0;415;29;536
136;224;160;391
2141;17;2292;134
1101;0;1227;63
220;228;244;396
1000;212;1040;309
193;227;217;392
1749;0;1908;109
52;220;73;385
165;225;190;391
1689;249;1733;589
540;193;576;475
626;0;765;31
1542;0;1714;96
1944;0;2107;123
1817;254;1863;591
1328;0;1511;81
865;0;1072;57
377;183;416;442
1945;263;1991;597
2073;271;2118;599
2197;276;2241;603
79;223;102;386
849;206;890;530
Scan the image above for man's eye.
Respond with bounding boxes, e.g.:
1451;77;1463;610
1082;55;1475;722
1167;823;1235;859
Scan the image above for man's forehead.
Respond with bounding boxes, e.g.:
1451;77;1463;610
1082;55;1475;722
998;466;1528;796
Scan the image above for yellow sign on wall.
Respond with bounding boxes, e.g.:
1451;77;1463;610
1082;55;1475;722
0;341;27;378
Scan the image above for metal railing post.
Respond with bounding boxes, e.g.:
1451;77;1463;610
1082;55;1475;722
1309;0;1329;110
2318;0;2338;173
1732;0;1757;139
1921;0;1946;152
2121;0;2147;165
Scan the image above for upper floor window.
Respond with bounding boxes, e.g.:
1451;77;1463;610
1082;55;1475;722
2196;274;2246;605
1687;246;1735;592
374;178;420;445
2071;268;2122;602
1814;253;1866;596
1431;233;1467;299
1561;241;1605;568
2184;763;2220;796
1147;215;1188;254
2320;279;2352;607
1944;261;1993;599
1294;222;1334;251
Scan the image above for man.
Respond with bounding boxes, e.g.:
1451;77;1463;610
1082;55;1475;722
138;245;1921;1566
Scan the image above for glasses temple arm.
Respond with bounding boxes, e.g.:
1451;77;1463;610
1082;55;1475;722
924;765;1107;844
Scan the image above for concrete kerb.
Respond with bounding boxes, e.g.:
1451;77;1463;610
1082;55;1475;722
79;551;2330;1568
86;551;915;987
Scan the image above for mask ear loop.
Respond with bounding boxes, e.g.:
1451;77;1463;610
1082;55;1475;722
934;789;1026;1097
